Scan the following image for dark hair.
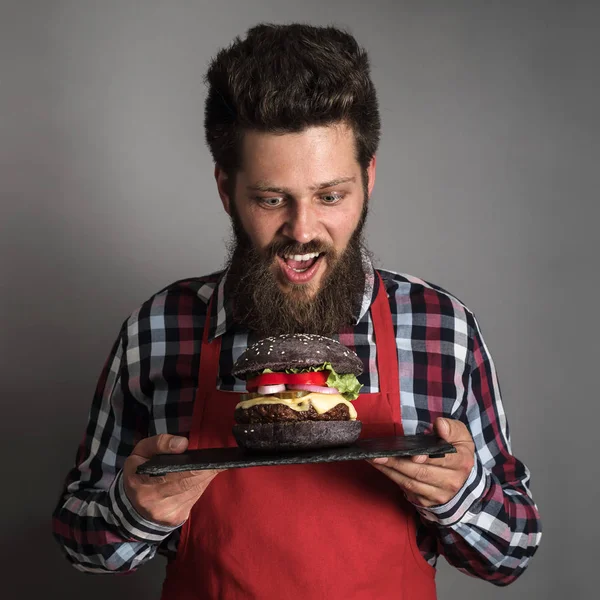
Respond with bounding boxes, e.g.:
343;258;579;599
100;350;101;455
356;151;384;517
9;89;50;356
204;23;381;175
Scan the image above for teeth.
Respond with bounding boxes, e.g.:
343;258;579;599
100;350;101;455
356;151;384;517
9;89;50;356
283;252;320;262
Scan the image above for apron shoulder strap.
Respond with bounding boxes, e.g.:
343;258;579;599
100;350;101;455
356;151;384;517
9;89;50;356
189;291;222;449
371;271;400;398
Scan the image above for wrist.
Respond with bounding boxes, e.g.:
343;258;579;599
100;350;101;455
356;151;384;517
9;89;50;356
411;457;489;526
109;470;183;541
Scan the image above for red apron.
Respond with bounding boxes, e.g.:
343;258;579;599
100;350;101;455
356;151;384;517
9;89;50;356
161;275;437;599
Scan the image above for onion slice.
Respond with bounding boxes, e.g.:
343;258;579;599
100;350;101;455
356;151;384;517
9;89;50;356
257;384;287;395
287;384;339;394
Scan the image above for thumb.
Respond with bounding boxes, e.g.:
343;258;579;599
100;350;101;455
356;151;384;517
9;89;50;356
435;417;460;442
132;434;189;460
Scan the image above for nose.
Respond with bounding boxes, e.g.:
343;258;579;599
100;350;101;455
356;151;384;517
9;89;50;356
282;201;319;244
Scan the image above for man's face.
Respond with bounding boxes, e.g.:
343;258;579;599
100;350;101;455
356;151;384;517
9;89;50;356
217;123;376;335
218;124;375;294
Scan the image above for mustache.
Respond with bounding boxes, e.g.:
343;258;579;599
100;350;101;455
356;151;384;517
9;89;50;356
224;203;369;336
265;239;333;260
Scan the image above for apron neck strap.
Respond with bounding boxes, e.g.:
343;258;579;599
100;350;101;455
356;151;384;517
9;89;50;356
189;293;222;448
370;272;400;398
199;292;222;390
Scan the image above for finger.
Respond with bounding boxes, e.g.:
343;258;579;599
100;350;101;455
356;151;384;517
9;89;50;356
188;469;226;477
161;468;226;485
434;417;473;446
134;467;224;489
370;455;472;504
370;460;455;507
403;491;422;505
151;469;223;498
393;454;470;481
153;471;224;522
371;457;447;483
131;434;189;460
410;453;453;467
368;462;442;504
409;452;464;470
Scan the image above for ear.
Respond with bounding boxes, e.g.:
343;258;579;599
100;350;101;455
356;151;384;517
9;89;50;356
215;165;232;216
366;155;377;198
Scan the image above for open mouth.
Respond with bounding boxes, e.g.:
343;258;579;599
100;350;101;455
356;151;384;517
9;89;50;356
282;252;321;272
276;252;325;284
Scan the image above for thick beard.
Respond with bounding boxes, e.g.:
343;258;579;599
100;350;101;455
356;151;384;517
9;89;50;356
224;204;370;337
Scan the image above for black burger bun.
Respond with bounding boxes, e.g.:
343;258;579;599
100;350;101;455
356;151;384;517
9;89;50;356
232;333;364;379
232;421;362;452
231;334;364;452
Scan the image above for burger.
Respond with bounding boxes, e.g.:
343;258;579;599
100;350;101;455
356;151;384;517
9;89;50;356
231;333;364;451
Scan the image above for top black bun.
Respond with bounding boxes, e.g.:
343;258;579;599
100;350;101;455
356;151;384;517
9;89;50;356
232;333;363;379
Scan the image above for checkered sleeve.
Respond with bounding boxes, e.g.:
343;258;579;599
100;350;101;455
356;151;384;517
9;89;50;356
417;311;542;585
51;318;178;573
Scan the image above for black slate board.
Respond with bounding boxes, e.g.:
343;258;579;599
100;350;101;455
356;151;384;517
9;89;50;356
136;434;456;476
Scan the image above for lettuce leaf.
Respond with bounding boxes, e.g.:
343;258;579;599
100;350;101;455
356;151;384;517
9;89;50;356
324;367;363;402
256;362;363;401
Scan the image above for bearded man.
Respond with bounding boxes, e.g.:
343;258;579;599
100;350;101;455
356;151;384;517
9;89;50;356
53;24;541;599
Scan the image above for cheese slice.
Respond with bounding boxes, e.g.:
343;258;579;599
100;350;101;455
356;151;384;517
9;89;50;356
235;392;357;420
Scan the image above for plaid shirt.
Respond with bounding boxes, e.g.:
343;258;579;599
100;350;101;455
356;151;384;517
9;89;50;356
52;262;542;584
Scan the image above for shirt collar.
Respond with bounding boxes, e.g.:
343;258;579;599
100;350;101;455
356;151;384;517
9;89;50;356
207;251;377;341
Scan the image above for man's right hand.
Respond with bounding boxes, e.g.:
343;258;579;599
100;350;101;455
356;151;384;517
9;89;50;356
123;434;223;527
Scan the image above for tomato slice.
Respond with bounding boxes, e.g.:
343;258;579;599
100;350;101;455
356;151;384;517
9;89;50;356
246;373;288;391
286;372;329;386
246;371;329;391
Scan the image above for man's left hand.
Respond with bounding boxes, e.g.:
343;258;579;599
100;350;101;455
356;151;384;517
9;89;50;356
368;417;475;508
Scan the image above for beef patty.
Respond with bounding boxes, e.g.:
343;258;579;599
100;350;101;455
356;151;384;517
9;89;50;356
235;402;351;424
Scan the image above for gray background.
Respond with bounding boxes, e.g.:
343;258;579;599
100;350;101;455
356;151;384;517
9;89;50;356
1;0;597;598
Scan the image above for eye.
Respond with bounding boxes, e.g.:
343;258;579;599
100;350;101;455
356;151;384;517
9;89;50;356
256;196;285;208
321;192;344;204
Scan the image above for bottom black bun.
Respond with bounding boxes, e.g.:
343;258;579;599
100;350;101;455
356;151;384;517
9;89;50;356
232;421;362;452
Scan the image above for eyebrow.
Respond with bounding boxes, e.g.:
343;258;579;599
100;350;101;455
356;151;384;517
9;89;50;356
247;176;356;194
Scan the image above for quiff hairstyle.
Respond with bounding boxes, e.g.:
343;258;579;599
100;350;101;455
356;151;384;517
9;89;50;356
204;23;381;176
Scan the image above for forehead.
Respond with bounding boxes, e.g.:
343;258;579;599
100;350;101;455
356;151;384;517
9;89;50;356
239;124;360;182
